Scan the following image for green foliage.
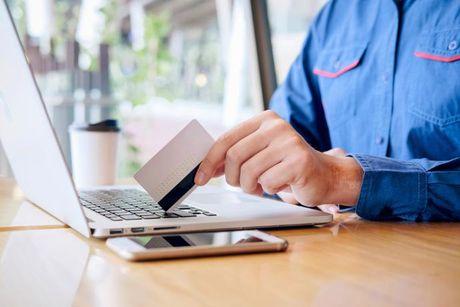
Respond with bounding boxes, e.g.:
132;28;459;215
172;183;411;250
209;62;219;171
99;5;175;176
110;12;175;106
54;0;80;44
99;0;119;45
6;0;26;37
121;144;142;176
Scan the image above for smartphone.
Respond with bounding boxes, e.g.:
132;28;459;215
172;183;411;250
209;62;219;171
106;230;288;261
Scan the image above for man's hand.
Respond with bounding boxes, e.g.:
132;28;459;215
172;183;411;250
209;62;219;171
194;111;363;207
278;147;348;214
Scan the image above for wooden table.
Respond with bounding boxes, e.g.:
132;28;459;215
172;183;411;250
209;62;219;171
0;178;459;307
0;179;64;231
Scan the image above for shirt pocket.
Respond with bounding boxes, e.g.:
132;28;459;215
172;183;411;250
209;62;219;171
408;28;460;127
313;44;367;129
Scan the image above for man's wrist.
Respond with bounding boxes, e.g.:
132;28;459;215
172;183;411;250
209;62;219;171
326;155;364;205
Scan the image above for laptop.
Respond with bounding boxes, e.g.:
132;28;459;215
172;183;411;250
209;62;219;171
0;1;331;238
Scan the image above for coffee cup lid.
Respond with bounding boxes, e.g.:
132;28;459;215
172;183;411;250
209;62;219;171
70;119;121;132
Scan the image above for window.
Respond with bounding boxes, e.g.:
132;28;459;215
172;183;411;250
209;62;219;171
0;0;326;179
2;0;263;178
267;0;327;83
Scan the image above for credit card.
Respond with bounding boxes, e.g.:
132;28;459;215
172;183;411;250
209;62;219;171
134;120;214;212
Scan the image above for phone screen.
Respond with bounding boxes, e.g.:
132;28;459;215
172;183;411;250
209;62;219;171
129;231;265;249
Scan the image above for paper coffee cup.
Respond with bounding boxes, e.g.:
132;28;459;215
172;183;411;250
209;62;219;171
69;119;120;188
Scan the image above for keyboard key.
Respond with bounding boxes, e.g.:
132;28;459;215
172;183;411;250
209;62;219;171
203;212;217;216
119;212;139;216
102;206;118;211
143;215;160;219
173;211;196;217
111;210;129;214
137;205;153;209
136;211;152;216
107;208;124;212
121;215;142;220
128;208;143;212
163;213;179;218
147;210;165;214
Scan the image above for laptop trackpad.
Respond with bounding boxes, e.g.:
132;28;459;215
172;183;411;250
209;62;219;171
185;188;301;218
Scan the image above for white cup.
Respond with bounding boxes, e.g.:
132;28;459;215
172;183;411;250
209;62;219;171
69;119;120;188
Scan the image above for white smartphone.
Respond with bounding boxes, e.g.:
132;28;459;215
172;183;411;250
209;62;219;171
106;230;288;261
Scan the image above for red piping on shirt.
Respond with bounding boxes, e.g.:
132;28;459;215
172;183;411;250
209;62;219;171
414;51;460;63
313;60;360;78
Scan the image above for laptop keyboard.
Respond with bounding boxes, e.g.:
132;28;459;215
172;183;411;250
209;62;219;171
79;189;216;221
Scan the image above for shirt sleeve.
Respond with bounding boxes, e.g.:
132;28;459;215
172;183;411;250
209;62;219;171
351;154;460;221
269;13;331;152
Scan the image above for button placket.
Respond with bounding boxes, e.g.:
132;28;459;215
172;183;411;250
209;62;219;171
376;7;399;156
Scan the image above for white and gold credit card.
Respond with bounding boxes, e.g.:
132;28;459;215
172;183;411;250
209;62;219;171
134;120;214;212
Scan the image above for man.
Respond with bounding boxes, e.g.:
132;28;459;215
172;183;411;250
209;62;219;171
195;0;460;221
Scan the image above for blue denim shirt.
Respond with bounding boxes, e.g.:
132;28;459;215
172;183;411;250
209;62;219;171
269;0;460;221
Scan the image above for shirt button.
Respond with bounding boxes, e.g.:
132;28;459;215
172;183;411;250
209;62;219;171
382;74;389;84
375;136;384;145
448;40;458;51
333;60;341;69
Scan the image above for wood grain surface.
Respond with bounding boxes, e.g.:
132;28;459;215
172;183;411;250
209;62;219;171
0;179;459;307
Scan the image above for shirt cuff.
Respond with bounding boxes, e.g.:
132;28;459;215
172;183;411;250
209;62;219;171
349;154;428;221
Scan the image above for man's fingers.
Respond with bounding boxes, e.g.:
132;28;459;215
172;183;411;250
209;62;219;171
213;165;225;177
224;130;269;187
318;204;339;214
277;190;298;204
258;161;294;195
195;118;262;185
195;111;280;185
282;185;292;192
239;146;284;194
324;147;347;157
253;184;264;196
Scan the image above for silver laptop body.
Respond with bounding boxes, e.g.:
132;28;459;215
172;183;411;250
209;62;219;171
0;1;331;238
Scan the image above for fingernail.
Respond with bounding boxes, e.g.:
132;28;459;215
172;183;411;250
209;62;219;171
329;206;339;214
195;170;206;185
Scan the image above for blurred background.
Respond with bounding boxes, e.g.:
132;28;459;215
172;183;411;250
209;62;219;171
0;0;326;179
